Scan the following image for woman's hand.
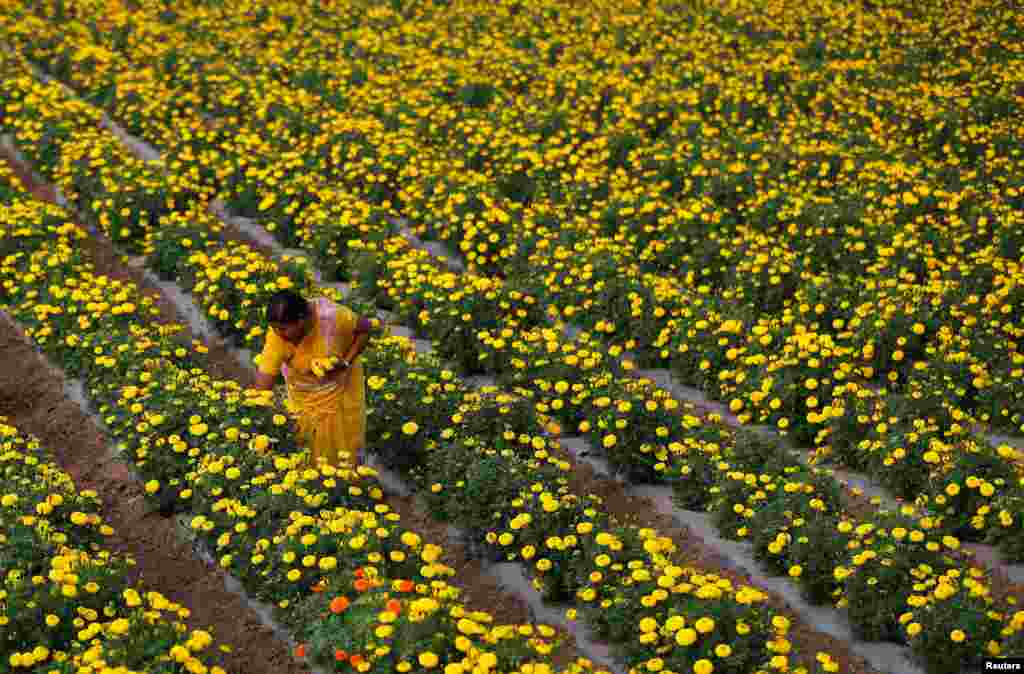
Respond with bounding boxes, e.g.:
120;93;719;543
325;361;352;388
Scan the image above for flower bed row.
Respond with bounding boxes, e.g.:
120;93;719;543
0;410;229;674
0;187;597;674
4;40;1024;673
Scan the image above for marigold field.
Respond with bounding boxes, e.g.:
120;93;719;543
1;0;1023;673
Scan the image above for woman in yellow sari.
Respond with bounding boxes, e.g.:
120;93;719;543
252;289;373;468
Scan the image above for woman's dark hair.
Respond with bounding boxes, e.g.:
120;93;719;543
267;289;310;324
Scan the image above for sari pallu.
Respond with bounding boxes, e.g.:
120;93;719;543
281;297;366;468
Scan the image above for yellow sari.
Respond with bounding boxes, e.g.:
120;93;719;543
256;298;365;468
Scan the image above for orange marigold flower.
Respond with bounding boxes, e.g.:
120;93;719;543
330;596;350;614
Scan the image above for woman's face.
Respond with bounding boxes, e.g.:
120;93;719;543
272;316;308;344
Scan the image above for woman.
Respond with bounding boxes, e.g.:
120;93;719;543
252;289;373;469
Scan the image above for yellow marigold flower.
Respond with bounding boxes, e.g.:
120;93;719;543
665;615;685;632
695;617;715;633
676;628;697;646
